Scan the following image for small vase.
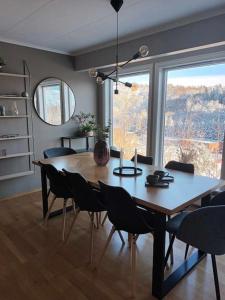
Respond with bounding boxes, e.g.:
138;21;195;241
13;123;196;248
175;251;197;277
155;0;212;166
94;140;109;166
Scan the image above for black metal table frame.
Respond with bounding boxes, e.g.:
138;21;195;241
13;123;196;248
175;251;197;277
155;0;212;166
40;166;210;299
61;136;94;151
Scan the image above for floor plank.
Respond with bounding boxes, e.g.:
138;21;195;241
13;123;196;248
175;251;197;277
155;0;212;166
0;191;224;300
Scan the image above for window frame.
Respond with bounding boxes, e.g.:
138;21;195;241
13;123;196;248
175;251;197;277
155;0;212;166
154;50;225;177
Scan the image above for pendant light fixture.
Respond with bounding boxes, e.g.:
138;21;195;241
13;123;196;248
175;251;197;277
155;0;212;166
89;0;149;94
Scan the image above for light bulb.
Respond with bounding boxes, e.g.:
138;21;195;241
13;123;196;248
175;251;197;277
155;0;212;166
139;45;149;58
89;68;98;78
96;76;104;85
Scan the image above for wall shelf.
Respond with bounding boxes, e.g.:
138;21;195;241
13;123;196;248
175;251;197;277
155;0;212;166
0;72;29;78
0;171;34;181
0;115;30;118
0;152;33;160
0;96;28;99
0;135;32;141
0;61;34;183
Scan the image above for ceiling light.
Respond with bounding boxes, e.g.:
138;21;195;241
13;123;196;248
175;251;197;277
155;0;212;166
89;0;149;94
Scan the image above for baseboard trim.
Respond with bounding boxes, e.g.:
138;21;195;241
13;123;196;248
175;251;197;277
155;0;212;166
0;188;41;201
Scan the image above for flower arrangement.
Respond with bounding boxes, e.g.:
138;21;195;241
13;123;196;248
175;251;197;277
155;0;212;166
95;123;111;141
74;112;96;136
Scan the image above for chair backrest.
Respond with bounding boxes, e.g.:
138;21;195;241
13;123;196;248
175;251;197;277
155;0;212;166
177;206;225;255
110;148;120;158
63;169;103;211
165;160;194;174
39;163;71;197
99;181;154;233
131;154;153;165
210;191;225;206
43;147;77;159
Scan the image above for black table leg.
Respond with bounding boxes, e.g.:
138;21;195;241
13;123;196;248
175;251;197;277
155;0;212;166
152;213;167;299
86;136;89;151
41;166;48;218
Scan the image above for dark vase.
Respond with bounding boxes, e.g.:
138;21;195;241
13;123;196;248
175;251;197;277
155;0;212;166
94;140;109;166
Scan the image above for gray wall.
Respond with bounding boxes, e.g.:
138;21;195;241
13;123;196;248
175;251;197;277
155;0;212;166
74;13;225;71
0;41;97;199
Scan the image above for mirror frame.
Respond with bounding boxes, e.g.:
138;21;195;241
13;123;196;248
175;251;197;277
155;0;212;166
33;77;76;126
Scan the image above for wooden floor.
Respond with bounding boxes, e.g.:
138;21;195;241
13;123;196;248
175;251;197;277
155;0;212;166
0;191;224;300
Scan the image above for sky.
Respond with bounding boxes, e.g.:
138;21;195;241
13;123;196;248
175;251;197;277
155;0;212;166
120;62;225;87
168;62;225;87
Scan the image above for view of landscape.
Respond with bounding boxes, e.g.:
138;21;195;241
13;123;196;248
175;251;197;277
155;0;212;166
113;73;149;159
164;63;225;178
113;63;225;178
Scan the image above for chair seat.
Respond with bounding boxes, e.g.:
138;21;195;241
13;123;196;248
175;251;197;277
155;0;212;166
51;185;73;199
166;211;189;234
80;190;106;213
115;208;155;234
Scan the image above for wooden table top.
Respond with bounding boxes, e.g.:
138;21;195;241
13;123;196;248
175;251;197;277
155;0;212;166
33;152;225;215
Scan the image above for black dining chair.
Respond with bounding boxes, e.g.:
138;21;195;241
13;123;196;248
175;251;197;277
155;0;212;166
96;181;156;297
62;170;125;264
165;160;194;174
165;190;225;270
175;205;225;300
164;160;195;265
39;162;75;241
131;153;153;165
43;147;77;159
110;148;120;158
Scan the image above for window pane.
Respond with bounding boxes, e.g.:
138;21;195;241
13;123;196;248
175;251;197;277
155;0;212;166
163;63;225;178
113;73;149;159
43;84;61;125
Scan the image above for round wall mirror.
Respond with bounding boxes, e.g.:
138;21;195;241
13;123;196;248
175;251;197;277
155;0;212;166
33;78;76;125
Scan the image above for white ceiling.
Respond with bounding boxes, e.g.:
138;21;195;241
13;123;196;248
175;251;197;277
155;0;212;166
0;0;225;55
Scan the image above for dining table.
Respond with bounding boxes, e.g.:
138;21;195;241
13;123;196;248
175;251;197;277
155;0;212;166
33;152;225;299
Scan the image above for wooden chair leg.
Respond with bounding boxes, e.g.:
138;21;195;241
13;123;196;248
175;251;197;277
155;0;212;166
96;225;116;269
44;194;57;225
164;234;176;268
211;255;221;300
117;231;125;245
128;233;132;248
62;199;68;241
89;213;95;265
101;212;108;226
131;234;136;298
72;199;76;214
64;208;80;243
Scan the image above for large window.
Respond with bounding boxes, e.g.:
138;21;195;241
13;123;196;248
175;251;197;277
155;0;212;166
112;73;150;159
163;63;225;178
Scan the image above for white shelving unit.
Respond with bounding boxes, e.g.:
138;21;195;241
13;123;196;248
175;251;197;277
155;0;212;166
0;72;28;78
0;62;34;181
0;96;28;100
0;135;32;141
0;115;30;118
0;152;33;160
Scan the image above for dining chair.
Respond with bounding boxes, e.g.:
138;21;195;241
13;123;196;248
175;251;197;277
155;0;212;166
43;147;77;159
96;181;156;297
110;148;120;158
39;162;75;241
176;205;225;300
131;153;153;165
62;170;125;265
165;190;225;269
165;160;194;174
164;160;195;265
